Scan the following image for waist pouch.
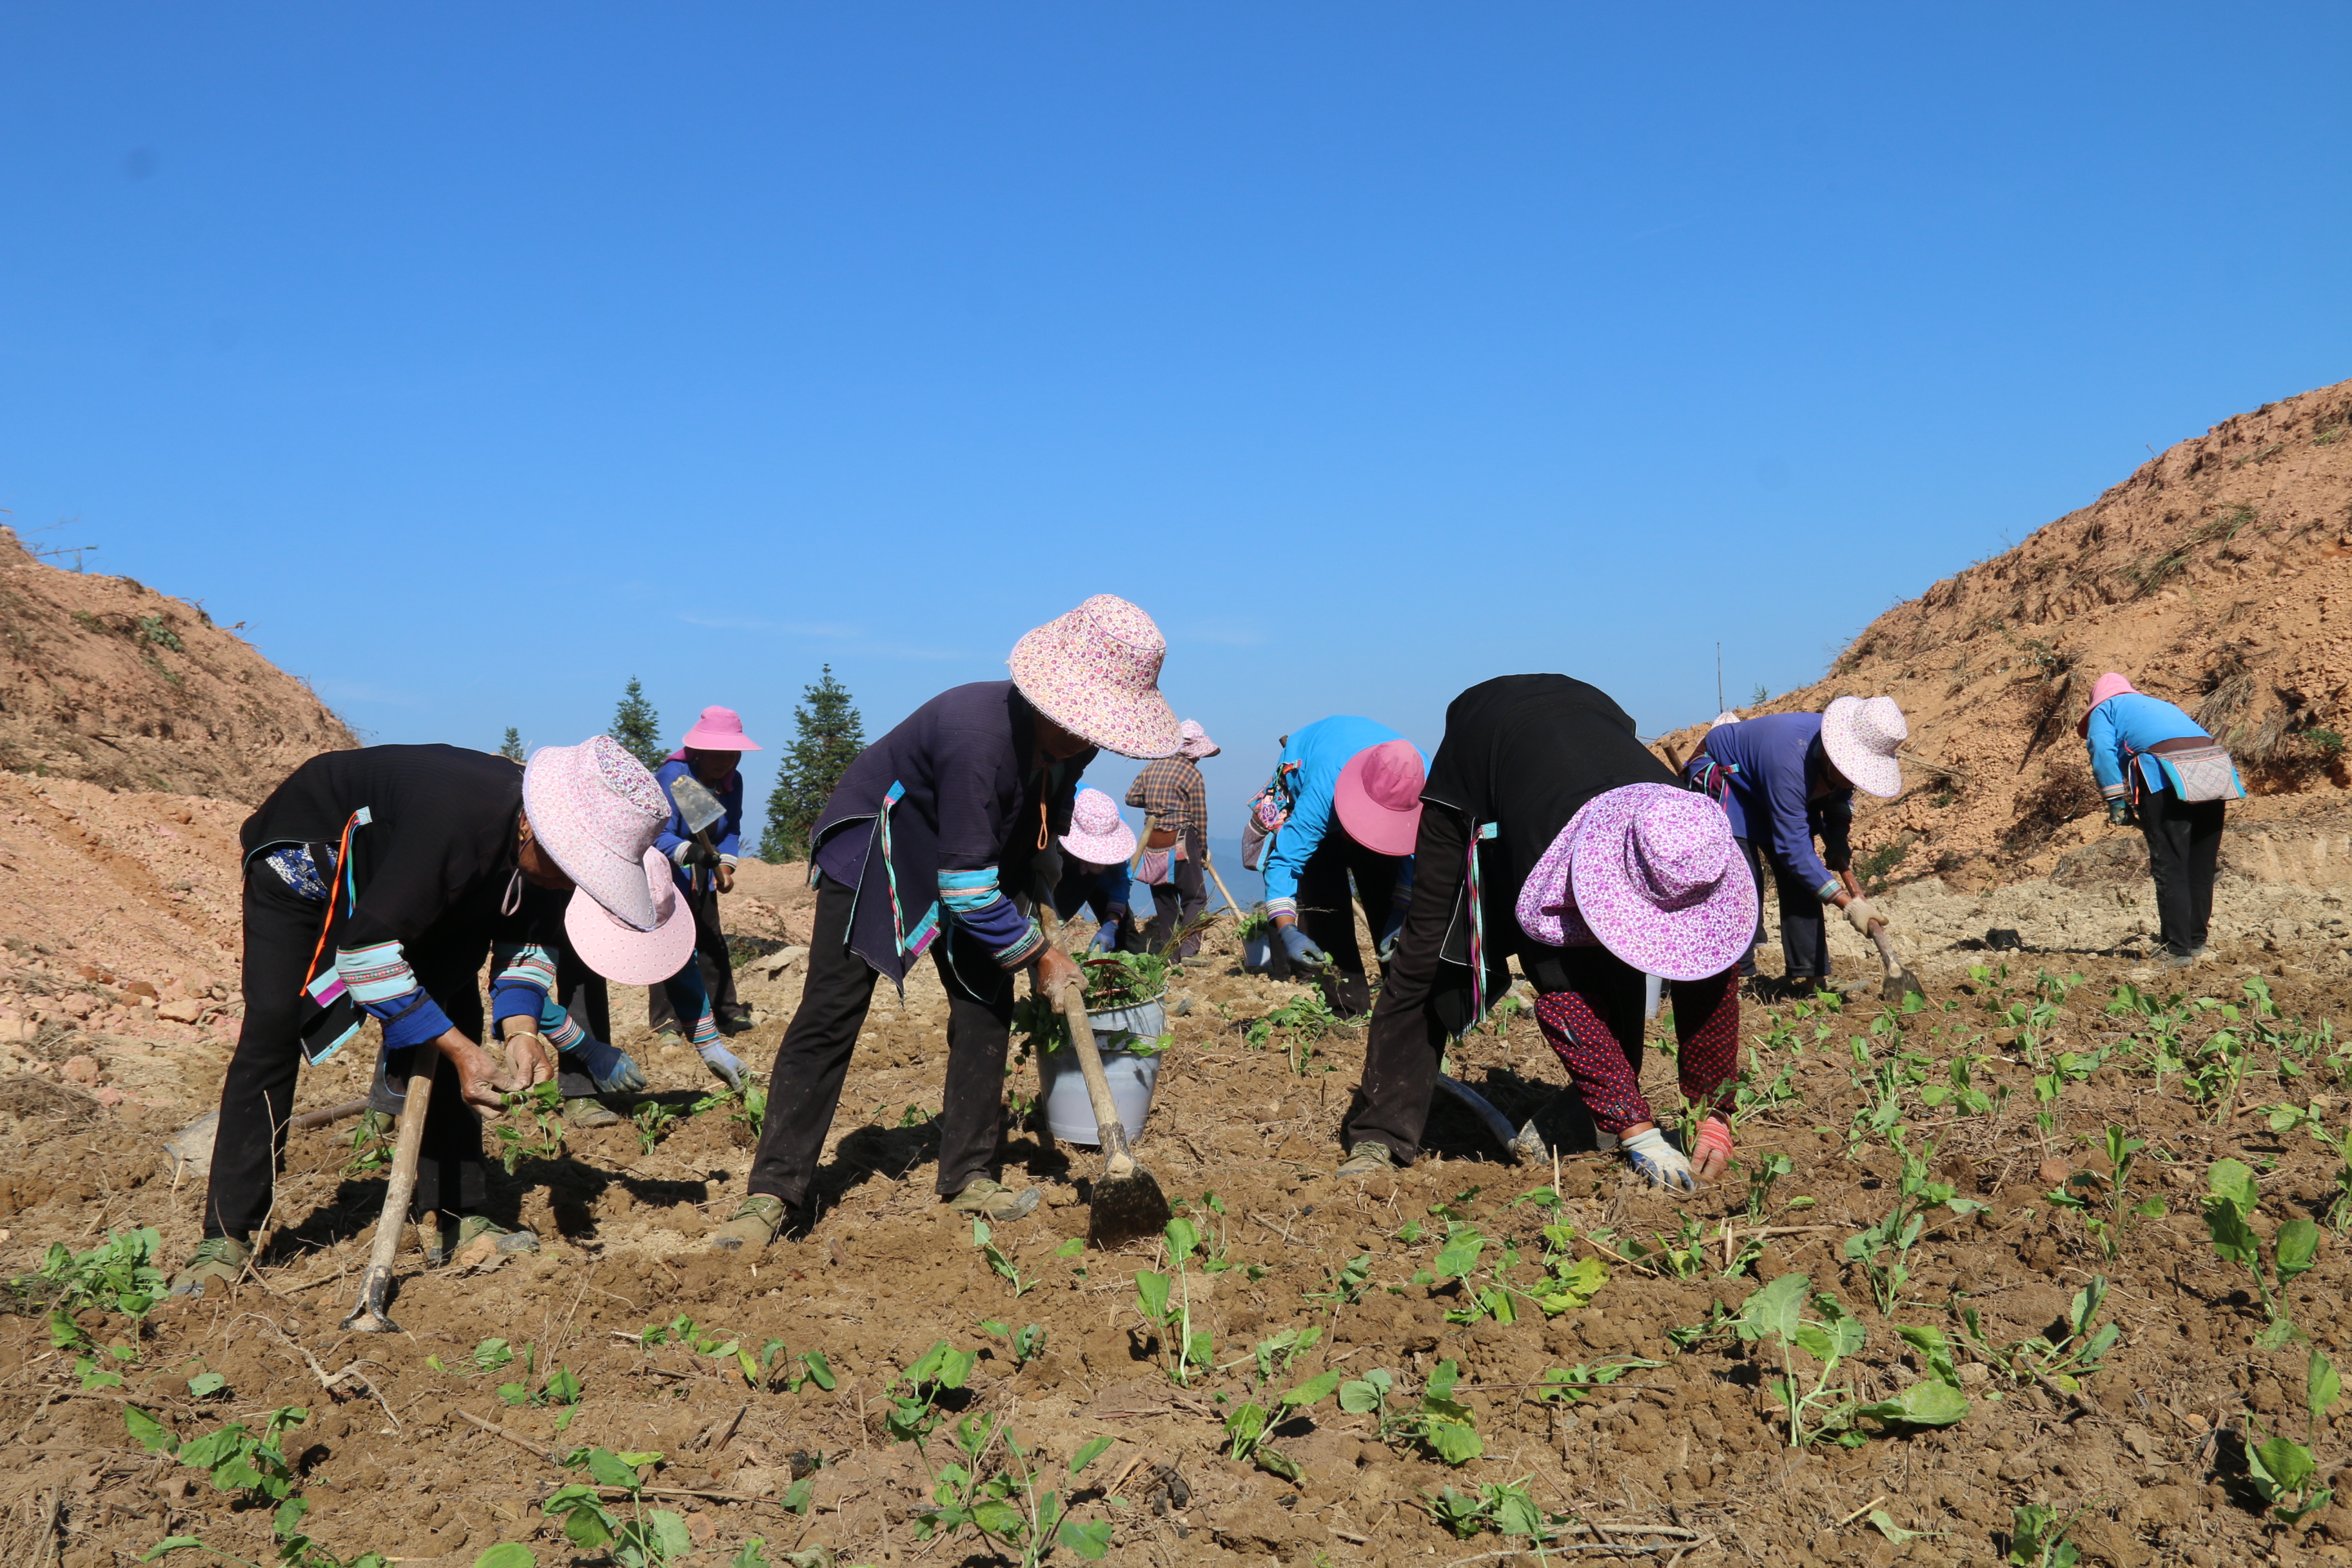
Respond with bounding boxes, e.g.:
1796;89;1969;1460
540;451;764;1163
2155;743;2244;803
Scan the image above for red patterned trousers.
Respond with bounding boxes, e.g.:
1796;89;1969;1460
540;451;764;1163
1531;957;1740;1136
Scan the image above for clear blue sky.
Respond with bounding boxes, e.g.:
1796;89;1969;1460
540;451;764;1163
5;5;2348;843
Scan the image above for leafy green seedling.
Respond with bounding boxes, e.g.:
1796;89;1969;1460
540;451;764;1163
2204;1157;2320;1348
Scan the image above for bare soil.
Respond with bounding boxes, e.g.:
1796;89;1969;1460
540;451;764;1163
8;892;2352;1568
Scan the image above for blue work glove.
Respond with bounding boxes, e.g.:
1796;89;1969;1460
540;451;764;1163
1622;1126;1696;1193
1277;922;1328;968
2106;798;2134;827
1376;906;1408;963
1090;920;1121;953
565;1034;647;1095
698;1041;747;1091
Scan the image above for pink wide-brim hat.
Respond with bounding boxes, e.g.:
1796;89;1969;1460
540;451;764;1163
565;847;698;985
681;705;762;752
1821;694;1906;799
1179;720;1220;760
1059;787;1138;867
1009;594;1181;760
524;736;690;979
1334;738;1426;857
2077;672;2139;736
1516;782;1756;982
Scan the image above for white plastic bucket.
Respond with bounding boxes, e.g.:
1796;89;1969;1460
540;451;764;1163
1036;994;1168;1145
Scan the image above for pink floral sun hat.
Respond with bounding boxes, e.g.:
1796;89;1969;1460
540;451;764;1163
1515;782;1756;982
1820;695;1906;799
1059;787;1138;867
2077;672;2139;737
1178;720;1220;760
1009;595;1181;760
523;736;698;984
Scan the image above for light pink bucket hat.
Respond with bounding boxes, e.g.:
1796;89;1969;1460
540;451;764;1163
1820;695;1906;798
2077;672;2139;736
1334;739;1426;857
1009;595;1182;760
522;736;697;983
1178;720;1220;760
1516;782;1756;982
1059;787;1138;867
680;705;762;752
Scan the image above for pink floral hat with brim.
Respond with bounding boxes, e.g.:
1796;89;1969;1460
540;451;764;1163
1009;595;1181;760
1060;787;1138;867
681;705;762;752
1820;695;1906;799
1334;739;1425;856
524;736;696;981
1515;783;1756;982
1179;720;1220;760
2077;672;2139;736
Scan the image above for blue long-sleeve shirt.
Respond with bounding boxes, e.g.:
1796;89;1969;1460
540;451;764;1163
1696;713;1852;899
1259;716;1422;907
2083;692;2206;798
655;754;742;892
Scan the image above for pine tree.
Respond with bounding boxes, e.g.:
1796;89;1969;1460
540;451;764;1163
609;677;665;772
760;665;865;862
499;727;525;762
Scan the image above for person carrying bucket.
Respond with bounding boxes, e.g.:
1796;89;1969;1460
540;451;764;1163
1253;717;1426;1017
171;738;702;1297
1055;787;1141;954
1685;696;1906;999
1126;720;1218;958
707;596;1181;1251
2080;672;2239;968
648;705;761;1086
1337;674;1756;1191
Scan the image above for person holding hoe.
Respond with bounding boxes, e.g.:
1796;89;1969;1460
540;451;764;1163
648;705;762;1085
2079;671;2239;968
1253;716;1427;1016
1338;674;1758;1190
171;737;701;1297
709;595;1181;1251
1684;696;1907;999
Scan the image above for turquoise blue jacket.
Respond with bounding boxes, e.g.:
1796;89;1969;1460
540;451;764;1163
1259;716;1422;906
2083;692;2206;799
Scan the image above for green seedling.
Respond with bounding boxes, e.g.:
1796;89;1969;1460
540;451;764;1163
145;1496;405;1568
745;1337;836;1392
1133;1217;1213;1384
2264;1099;2352;1228
1919;1054;1997;1116
2045;1124;2166;1259
1304;1253;1371;1307
18;1227;165;1329
1524;1225;1610;1315
972;1218;1041;1297
342;1110;395;1176
1248;1326;1322;1386
1170;1192;1245;1275
1844;1129;1983;1312
1421;1477;1565;1544
1732;1274;1970;1447
492;1081;565;1173
1744;1153;1795;1221
1959;1275;2121;1388
880;1340;977;1446
2006;1502;2086;1567
543;1447;689;1568
1340;1359;1482;1465
126;1404;309;1511
1531;1358;1660;1407
979;1321;1049;1368
917;1415;1114;1563
2204;1158;2320;1348
2246;1348;2342;1526
632;1100;680;1155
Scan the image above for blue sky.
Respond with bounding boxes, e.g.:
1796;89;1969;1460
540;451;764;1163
5;5;2349;842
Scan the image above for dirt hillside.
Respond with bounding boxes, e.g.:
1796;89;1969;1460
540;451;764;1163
0;526;355;803
1659;377;2352;891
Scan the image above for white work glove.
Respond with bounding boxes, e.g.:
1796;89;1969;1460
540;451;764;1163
698;1041;747;1091
1621;1126;1696;1192
1842;896;1879;937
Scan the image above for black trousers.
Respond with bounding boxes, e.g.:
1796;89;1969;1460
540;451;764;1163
554;946;611;1101
2140;786;2226;956
207;865;489;1240
648;877;747;1034
1738;836;1830;981
1295;830;1404;1016
1142;829;1209;958
1343;805;1469;1164
745;878;1015;1207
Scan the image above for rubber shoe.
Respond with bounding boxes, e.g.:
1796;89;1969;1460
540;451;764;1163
1335;1141;1396;1179
2162;950;2198;970
428;1215;540;1267
168;1235;252;1298
564;1096;624;1130
945;1178;1041;1221
709;1193;791;1252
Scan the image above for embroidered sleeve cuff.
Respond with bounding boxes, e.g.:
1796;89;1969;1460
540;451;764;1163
2100;783;2128;799
1265;896;1298;919
992;919;1046;969
1816;879;1843;901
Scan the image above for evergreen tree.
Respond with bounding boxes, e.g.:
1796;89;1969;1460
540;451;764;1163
498;727;525;762
760;665;865;861
609;677;665;772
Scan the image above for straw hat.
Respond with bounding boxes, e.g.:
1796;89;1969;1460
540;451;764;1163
1820;695;1906;798
1333;739;1426;857
2077;672;2139;736
1008;595;1181;760
680;705;762;752
1178;720;1220;760
1060;787;1138;867
1515;783;1756;981
522;736;698;983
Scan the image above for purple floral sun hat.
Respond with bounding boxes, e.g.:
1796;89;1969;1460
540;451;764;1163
1515;782;1756;982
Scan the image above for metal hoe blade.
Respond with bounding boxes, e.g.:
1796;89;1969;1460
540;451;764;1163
1434;1073;1540;1165
1059;979;1171;1249
667;774;729;838
1870;925;1927;1004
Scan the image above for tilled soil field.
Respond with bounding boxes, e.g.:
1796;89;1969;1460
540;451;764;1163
8;910;2352;1568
